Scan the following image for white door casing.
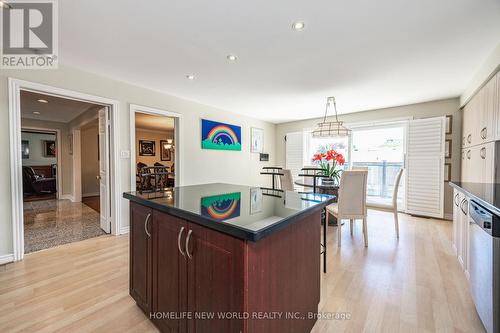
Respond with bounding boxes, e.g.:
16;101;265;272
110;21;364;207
8;78;121;262
99;108;111;233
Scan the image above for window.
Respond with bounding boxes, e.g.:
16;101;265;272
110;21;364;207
351;125;405;207
304;132;349;169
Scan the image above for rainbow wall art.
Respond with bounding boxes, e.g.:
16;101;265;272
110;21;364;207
201;192;241;221
201;119;242;151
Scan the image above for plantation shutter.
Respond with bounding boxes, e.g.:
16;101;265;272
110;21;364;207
285;132;304;182
405;117;445;218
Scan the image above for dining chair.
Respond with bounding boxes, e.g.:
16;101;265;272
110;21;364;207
371;168;404;238
326;170;368;247
279;169;295;191
352;166;368;171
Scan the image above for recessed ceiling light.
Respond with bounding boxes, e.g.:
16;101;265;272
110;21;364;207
227;54;238;61
292;21;305;31
33;111;41;115
186;74;195;80
37;99;49;103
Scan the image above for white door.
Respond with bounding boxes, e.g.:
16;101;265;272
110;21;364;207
405;117;445;218
98;108;111;233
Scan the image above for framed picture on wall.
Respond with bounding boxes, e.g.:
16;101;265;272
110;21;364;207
250;127;264;153
445;139;452;158
445;115;453;135
139;140;155;156
160;140;171;161
21;140;29;159
444;163;451;182
43;140;56;157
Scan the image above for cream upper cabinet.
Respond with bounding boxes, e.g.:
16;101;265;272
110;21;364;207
462;73;498;148
495;72;500;140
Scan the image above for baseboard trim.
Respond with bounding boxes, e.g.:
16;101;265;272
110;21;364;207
82;192;100;198
60;194;75;202
0;254;14;265
120;226;130;235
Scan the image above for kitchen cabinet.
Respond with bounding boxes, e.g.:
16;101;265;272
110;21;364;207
460;142;495;184
152;212;188;333
128;194;323;333
462;72;499;148
129;202;153;314
452;189;470;276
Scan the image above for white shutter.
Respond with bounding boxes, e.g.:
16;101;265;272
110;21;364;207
406;117;445;218
285;132;304;181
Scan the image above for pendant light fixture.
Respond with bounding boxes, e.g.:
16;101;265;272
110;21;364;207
311;96;351;138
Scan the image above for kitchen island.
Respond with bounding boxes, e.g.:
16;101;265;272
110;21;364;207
123;183;335;333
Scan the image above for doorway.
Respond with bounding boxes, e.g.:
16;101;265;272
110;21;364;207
351;123;407;210
129;104;181;191
8;79;121;261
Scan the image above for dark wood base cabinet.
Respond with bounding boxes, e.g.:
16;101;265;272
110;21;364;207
129;202;321;333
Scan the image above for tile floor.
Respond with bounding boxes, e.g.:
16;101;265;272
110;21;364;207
23;199;106;253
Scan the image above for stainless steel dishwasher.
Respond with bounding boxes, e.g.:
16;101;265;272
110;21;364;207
469;200;500;333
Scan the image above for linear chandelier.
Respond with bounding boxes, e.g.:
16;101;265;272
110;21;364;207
311;96;351;138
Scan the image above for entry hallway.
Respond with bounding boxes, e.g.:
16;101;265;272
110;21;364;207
0;210;484;333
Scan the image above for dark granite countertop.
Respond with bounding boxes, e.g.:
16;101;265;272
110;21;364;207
449;181;500;216
123;183;336;241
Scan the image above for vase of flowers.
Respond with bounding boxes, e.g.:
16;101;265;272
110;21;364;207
312;149;345;185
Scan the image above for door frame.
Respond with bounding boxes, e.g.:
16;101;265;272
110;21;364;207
8;78;121;261
20;127;62;199
129;104;182;191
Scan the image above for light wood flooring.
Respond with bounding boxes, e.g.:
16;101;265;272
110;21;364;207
0;210;485;333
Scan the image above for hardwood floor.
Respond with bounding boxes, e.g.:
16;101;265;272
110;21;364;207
82;195;100;213
0;210;485;332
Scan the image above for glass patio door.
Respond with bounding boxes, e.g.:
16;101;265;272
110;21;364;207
350;123;406;209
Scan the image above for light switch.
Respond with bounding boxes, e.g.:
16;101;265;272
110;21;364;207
121;150;130;158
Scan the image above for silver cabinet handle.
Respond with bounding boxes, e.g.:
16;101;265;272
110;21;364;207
480;147;486;159
178;227;186;257
144;213;151;238
454;194;459;206
185;229;193;260
467;150;471;159
481;127;487;140
460;199;468;215
467;134;471;144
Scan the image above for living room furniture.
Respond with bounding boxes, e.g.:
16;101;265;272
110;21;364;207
22;166;57;195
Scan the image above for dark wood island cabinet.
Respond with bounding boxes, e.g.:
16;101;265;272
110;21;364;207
125;183;335;333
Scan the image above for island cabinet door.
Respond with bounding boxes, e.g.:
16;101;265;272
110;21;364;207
185;222;246;333
129;202;153;314
153;211;189;333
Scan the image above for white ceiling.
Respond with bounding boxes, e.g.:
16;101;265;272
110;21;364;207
60;0;500;123
21;91;100;123
135;113;175;131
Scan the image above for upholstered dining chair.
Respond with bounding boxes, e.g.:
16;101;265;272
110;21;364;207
326;170;368;247
371;168;404;238
280;169;295;191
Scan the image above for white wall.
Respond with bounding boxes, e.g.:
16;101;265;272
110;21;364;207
136;129;175;169
20;132;57;166
21;118;73;197
0;65;276;257
81;122;99;196
275;98;461;217
461;43;500;106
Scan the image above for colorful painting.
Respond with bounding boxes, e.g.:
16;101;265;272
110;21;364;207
201;192;241;221
201;119;241;151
